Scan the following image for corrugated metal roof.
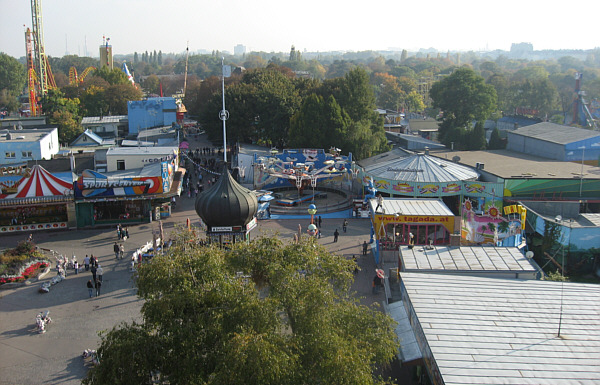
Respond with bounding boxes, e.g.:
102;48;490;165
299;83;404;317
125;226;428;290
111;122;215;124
400;273;600;384
510;122;600;144
371;198;454;216
81;115;128;124
401;246;538;275
364;153;479;183
384;301;422;363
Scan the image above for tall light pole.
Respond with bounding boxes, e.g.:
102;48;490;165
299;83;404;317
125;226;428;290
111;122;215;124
579;146;585;197
219;58;230;164
307;204;318;237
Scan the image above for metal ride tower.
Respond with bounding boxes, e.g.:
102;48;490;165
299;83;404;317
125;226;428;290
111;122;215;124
31;0;49;95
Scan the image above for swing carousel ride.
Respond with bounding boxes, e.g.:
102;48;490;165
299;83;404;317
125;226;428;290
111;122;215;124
255;147;356;208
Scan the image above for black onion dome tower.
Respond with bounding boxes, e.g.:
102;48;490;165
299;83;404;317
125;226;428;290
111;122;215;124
195;165;258;230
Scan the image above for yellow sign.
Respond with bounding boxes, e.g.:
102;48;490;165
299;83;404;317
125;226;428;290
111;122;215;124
373;214;455;237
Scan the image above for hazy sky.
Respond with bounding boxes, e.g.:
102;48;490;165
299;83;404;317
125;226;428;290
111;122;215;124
1;0;599;59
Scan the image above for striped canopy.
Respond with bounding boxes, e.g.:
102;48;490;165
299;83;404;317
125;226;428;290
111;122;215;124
4;165;73;198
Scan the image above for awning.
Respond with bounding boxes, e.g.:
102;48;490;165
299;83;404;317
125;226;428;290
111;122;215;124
384;301;423;364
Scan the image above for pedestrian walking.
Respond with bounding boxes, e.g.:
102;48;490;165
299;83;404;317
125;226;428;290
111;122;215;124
352;255;359;274
124;227;129;239
117;224;122;240
73;259;79;274
372;274;382;294
318;216;322;228
362;241;368;256
333;229;339;242
95;279;102;297
87;280;94;298
97;265;103;282
83;255;90;271
90;264;97;282
114;242;120;259
343;219;348;233
120;244;125;259
91;254;98;268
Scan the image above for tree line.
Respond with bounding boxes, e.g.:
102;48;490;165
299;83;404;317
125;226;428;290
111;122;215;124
2;47;600;151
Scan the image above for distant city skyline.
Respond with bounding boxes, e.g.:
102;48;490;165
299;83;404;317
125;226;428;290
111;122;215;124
1;0;599;59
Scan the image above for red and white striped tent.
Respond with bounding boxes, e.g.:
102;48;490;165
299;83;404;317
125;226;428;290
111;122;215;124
0;165;73;199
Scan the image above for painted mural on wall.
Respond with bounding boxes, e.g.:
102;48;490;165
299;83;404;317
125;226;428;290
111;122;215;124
74;169;164;198
461;198;526;245
359;171;503;199
253;149;353;191
504;178;600;199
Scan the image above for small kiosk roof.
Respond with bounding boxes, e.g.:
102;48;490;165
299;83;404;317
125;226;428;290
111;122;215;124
369;198;454;216
401;245;538;277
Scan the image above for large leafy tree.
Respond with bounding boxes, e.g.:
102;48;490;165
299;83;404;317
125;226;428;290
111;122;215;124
289;93;349;149
0;53;26;112
41;88;82;143
430;67;497;149
83;234;398;385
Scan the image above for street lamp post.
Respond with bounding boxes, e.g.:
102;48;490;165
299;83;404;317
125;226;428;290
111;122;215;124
307;204;318;237
579;146;586;197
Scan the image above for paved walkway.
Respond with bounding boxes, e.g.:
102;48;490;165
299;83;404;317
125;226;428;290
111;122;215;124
0;192;384;384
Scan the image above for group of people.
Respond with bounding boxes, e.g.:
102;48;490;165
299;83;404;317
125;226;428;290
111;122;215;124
113;242;125;259
80;254;103;297
116;224;129;240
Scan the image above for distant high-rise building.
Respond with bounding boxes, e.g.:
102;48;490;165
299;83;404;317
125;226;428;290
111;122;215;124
234;44;246;56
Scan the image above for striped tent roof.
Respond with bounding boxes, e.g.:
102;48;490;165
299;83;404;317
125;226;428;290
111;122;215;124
1;165;73;199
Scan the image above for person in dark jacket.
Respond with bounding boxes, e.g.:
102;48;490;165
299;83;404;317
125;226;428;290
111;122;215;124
87;280;94;298
95;279;102;297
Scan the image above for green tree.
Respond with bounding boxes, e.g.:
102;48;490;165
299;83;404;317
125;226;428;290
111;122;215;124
103;83;142;115
488;127;505;150
430;67;497;149
94;66;129;85
142;74;160;95
508;78;558;117
83;234;398;385
0;53;26;112
41;88;82;143
52;110;82;144
289;93;349;149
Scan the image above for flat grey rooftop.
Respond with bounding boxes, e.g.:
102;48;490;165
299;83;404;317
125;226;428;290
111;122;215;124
369;198;454;217
400;273;600;384
401;245;538;275
510;122;600;144
429;149;600;180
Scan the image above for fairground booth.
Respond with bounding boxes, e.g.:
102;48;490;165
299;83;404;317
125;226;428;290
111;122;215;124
74;148;183;227
0;164;76;233
368;198;457;264
196;165;258;246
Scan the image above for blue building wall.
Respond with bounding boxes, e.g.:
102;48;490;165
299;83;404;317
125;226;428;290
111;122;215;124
127;97;177;135
564;136;600;163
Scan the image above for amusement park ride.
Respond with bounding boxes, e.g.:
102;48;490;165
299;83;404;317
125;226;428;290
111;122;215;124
24;0;57;117
257;147;355;198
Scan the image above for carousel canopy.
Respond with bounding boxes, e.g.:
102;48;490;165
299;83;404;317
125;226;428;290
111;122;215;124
1;164;73;199
364;153;479;183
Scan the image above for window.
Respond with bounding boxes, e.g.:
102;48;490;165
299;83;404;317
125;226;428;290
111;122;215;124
117;160;125;170
5;152;15;158
22;151;33;158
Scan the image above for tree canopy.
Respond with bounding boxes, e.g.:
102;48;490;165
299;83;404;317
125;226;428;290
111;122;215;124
84;233;399;385
430;67;497;149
